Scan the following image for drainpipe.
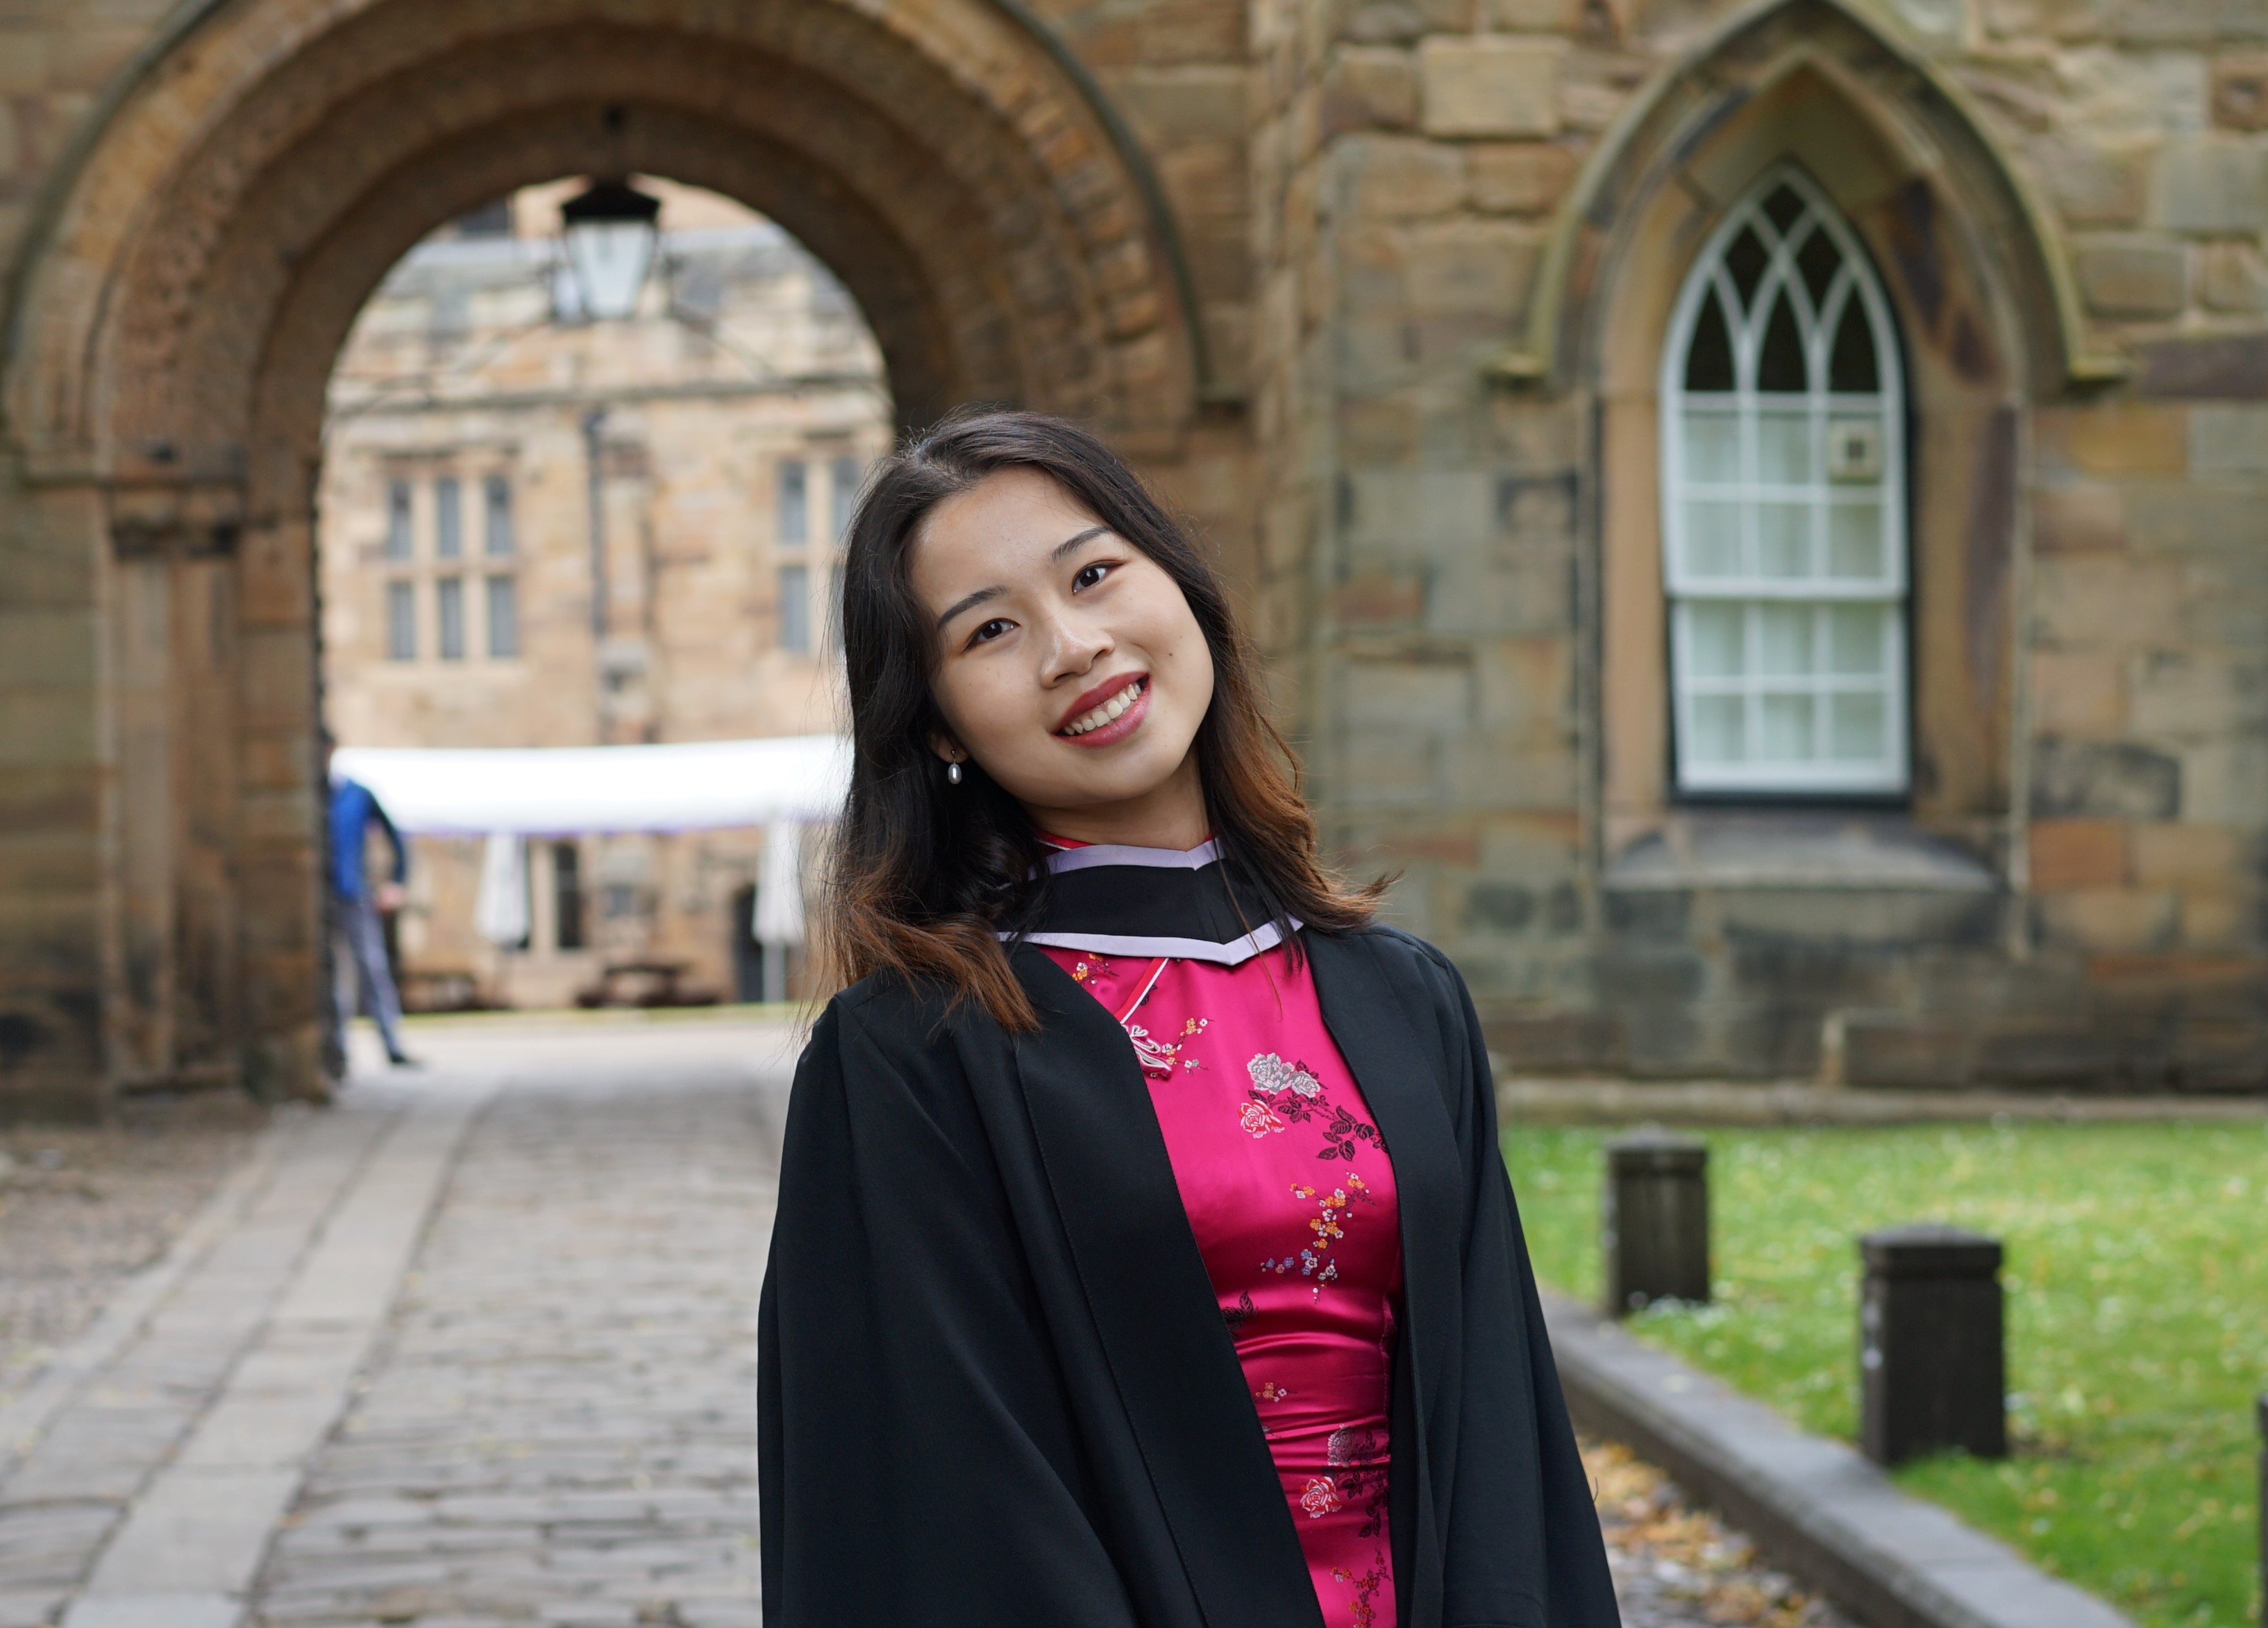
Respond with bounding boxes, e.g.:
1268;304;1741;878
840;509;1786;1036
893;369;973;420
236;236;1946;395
581;405;610;645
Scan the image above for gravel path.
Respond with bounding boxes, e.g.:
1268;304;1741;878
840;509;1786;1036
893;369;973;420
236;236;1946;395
0;1091;268;1414
1588;1436;1856;1628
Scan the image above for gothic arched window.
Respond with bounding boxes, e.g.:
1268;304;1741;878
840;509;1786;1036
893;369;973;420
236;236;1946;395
1661;166;1908;795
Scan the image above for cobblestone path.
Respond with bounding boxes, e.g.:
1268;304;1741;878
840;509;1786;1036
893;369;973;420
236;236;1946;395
0;1018;1841;1628
251;1059;776;1628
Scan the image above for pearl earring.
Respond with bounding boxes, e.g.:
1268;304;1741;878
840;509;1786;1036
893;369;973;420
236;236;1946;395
947;760;963;785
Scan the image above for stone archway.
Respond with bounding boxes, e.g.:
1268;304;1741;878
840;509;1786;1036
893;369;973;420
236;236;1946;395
0;0;1203;1108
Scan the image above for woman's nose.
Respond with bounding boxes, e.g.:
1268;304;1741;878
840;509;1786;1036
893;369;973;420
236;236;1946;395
1042;613;1111;681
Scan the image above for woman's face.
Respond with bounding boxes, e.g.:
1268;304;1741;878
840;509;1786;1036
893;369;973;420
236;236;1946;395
909;467;1214;838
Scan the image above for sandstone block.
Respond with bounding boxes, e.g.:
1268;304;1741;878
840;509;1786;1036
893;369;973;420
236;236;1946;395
2031;482;2125;552
2133;333;2268;398
2212;55;2268;130
2031;737;2181;820
1333;0;1474;44
2031;555;2185;644
1475;635;1569;736
2153;139;2268;231
2075;237;2188;318
1322;47;1418;134
2038;403;2190;476
1401;219;1540;318
1487;0;1583;26
1420;37;1565;139
1104;66;1248;144
2030;650;2126;734
2133;821;2250;885
2028;819;2130;888
0;695;97;771
2172;739;2268;823
1339;135;1465;219
1339;655;1474;728
1466;140;1576;215
2032;140;2148;227
2035;888;2178;954
2199;242;2268;312
2190;405;2268;473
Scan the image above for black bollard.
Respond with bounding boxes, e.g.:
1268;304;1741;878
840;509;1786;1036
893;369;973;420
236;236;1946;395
1602;1130;1709;1317
1859;1225;2006;1466
2258;1395;2265;1617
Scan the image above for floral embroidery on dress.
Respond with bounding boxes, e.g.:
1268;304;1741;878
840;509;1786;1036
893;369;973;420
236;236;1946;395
1128;1014;1209;1078
1223;1291;1257;1334
1254;1377;1294;1402
1300;1477;1343;1518
1239;1100;1287;1136
1249;1052;1323;1098
1332;1560;1389;1628
1070;956;1115;984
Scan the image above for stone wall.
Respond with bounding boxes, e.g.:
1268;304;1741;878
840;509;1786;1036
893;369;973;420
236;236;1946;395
1270;0;2268;1089
2;0;2267;1112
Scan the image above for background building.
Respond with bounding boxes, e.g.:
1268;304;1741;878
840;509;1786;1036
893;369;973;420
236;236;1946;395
320;182;884;1009
1;0;2265;1109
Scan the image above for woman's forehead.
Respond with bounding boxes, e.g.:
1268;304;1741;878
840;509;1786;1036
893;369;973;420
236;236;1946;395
914;469;1105;586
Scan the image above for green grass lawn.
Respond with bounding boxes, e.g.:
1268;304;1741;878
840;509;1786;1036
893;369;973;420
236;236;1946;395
1502;1120;2268;1628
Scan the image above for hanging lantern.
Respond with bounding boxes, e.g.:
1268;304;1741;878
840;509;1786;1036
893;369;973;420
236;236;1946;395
558;178;661;321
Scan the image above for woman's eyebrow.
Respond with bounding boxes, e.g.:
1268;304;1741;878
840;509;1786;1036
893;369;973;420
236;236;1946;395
936;585;1002;631
1050;523;1110;562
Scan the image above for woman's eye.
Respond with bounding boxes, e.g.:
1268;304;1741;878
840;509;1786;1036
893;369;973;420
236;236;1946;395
1073;561;1116;591
970;618;1013;646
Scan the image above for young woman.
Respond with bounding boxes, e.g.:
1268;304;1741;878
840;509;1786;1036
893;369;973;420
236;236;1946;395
759;409;1618;1628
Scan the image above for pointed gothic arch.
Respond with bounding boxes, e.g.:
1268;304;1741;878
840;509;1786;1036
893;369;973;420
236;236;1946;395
1515;0;2119;399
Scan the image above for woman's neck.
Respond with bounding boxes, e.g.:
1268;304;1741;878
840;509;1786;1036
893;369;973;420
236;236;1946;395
1020;751;1209;850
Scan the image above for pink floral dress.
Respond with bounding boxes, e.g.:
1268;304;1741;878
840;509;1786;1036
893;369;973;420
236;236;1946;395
1039;939;1402;1628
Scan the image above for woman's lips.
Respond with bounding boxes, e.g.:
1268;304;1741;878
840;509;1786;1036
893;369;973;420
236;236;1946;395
1055;675;1150;748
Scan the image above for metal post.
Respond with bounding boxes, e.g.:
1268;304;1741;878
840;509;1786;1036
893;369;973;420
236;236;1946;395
2257;1395;2265;1616
581;405;611;644
1859;1225;2006;1466
1602;1130;1710;1317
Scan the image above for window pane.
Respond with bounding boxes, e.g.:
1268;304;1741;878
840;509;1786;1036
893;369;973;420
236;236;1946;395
1758;604;1813;676
1831;693;1888;761
1686;603;1744;678
832;457;861;542
1829;297;1880;392
779;461;807;546
1722;227;1768;311
385;580;415;660
778;563;810;653
1682;411;1739;482
484;474;514;556
1681;501;1742;578
1761;693;1815;760
486;573;519;658
437;576;464;661
1795;224;1841;310
1756;501;1811;578
1756;293;1808;392
1762;184;1805;235
1684;294;1735;392
1828;502;1884;579
1828;604;1886;675
435;476;462;560
1756;412;1811;484
1689;695;1745;764
385;480;413;560
553;841;585;950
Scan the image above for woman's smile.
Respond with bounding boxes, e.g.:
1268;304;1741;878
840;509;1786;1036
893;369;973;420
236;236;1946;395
1056;673;1150;745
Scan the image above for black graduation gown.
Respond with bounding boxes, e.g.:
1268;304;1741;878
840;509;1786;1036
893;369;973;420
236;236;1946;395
758;923;1620;1627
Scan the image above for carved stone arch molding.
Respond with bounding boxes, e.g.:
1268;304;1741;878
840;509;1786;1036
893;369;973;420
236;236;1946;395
4;0;1206;498
1576;0;2072;878
0;0;1204;1099
1527;0;2120;399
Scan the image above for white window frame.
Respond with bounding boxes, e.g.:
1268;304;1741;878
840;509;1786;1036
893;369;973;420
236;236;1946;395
1660;164;1910;796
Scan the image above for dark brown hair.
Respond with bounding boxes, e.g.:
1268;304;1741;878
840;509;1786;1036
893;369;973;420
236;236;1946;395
823;406;1379;1031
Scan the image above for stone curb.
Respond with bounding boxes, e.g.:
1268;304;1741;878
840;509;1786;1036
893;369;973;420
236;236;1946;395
1541;1292;2137;1628
1503;1076;2268;1127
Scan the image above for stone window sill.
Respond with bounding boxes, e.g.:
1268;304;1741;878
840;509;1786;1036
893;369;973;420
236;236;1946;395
1603;813;1999;893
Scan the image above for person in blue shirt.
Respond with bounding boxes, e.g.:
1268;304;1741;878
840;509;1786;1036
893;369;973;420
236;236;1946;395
326;734;416;1068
